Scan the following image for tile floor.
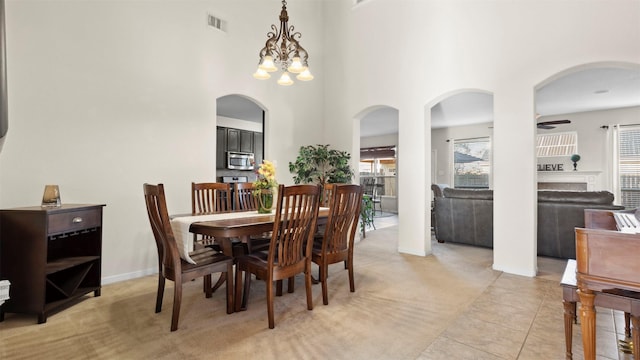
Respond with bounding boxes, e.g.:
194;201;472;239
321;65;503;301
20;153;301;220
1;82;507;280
374;213;635;360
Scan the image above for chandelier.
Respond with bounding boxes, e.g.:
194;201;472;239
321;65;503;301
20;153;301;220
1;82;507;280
252;0;313;86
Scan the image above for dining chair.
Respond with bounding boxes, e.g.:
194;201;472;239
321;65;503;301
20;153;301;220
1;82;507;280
234;182;270;253
312;184;363;305
321;183;336;207
234;184;321;329
191;182;232;216
191;182;242;292
313;182;338;245
362;178;382;215
143;183;233;331
191;182;233;249
234;182;258;211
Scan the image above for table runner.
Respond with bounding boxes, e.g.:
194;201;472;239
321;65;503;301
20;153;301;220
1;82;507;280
170;211;265;264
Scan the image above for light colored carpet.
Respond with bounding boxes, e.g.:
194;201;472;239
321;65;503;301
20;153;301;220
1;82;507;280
0;226;627;359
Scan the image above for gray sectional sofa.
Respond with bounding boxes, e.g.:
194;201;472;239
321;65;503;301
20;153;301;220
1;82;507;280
432;185;625;259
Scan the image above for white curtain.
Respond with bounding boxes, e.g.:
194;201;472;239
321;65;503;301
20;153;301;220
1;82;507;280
607;125;621;204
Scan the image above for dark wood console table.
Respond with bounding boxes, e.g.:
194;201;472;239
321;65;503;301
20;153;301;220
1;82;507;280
573;209;640;360
0;204;105;323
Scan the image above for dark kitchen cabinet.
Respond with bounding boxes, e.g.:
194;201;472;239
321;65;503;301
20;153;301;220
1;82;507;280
216;126;263;169
226;128;254;153
216;127;227;169
0;204;105;324
240;130;254;153
254;132;263;166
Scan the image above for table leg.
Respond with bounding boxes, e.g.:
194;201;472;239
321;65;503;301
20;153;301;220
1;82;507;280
577;289;596;360
632;314;639;360
563;299;576;359
217;237;234;257
217;239;235;293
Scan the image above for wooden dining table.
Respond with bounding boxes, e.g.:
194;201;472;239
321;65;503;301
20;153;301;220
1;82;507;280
185;208;330;258
168;208;330;313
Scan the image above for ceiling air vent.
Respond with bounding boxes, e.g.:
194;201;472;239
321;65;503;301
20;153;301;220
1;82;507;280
207;14;227;32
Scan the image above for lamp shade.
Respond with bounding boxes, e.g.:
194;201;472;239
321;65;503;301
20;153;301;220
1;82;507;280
287;57;306;74
296;68;314;81
252;68;271;80
277;72;294;86
259;55;278;72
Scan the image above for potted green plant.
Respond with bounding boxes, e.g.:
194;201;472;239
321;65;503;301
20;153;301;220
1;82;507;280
288;144;373;235
570;154;581;171
288;144;354;188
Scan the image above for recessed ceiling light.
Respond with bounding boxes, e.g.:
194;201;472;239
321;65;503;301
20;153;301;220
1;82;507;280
594;89;609;94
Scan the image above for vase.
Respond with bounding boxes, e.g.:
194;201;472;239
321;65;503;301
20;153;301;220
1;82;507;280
257;189;273;214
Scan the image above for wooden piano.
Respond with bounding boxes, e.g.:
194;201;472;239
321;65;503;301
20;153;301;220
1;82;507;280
575;208;640;360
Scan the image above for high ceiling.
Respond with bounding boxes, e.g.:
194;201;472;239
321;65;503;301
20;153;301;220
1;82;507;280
217;67;640;137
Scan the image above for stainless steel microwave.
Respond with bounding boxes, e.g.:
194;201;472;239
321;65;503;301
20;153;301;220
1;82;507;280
227;151;254;170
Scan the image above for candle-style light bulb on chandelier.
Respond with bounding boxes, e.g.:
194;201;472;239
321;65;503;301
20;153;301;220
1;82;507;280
252;0;313;86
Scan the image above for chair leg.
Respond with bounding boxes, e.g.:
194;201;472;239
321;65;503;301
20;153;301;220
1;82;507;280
276;280;283;296
288;276;295;293
321;263;329;305
225;263;233;314
234;266;244;312
305;268;314;311
170;280;183;332
204;274;212;298
241;270;252;311
212;273;226;292
267;279;275;329
347;260;355;293
155;273;165;313
348;252;355;292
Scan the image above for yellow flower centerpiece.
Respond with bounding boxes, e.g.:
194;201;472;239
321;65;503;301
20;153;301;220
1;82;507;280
253;160;278;213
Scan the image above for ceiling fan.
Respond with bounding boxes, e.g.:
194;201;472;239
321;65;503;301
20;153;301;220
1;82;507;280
537;119;571;129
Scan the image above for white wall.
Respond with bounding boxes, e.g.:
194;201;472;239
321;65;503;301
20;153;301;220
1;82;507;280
325;0;640;275
360;134;398;149
216;116;263;133
0;0;325;283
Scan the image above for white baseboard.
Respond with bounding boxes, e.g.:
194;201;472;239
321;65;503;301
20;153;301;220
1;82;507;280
102;267;157;285
398;247;427;257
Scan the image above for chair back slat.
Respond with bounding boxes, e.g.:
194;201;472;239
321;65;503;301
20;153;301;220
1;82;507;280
321;183;337;207
235;182;258;211
191;182;232;214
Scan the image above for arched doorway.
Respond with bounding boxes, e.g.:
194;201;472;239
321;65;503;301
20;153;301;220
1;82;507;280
535;63;640;198
216;94;266;184
427;90;494;249
533;62;640;261
355;105;399;233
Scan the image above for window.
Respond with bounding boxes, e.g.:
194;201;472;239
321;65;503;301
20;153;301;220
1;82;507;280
453;137;491;188
618;126;640;209
536;132;578;157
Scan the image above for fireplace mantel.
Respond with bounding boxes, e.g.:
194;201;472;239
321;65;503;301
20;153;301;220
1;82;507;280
537;171;601;191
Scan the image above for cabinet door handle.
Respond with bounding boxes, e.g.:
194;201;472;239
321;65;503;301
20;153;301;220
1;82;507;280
72;217;83;223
